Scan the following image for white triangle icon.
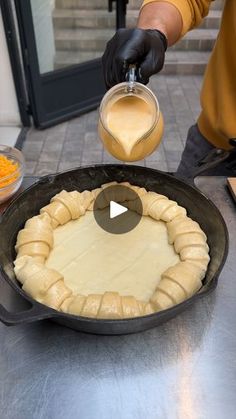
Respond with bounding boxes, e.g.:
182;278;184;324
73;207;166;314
110;201;128;219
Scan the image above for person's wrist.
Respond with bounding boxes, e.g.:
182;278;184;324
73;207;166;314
153;29;168;51
138;21;167;35
137;22;168;47
136;26;168;51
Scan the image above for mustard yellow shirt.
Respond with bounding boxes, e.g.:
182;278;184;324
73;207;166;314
142;0;235;150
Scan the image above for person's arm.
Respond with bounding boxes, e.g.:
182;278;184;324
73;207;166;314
138;2;183;46
102;0;212;87
139;0;212;42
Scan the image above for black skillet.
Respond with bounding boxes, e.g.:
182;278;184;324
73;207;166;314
0;162;229;335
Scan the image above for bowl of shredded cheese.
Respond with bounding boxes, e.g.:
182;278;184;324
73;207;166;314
0;145;25;204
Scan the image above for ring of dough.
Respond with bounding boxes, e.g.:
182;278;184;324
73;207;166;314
13;182;210;319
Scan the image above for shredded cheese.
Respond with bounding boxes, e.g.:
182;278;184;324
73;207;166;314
0;154;19;187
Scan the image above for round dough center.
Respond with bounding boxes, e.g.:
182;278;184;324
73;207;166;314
45;210;180;302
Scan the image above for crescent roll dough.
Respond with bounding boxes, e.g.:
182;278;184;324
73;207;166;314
61;294;86;315
174;232;208;253
151;261;203;311
148;199;176;220
138;192;168;216
121;296;141;318
102;181;138;205
129;185;147;197
124;198;140;213
13;183;210;319
98;292;123;319
143;302;155;315
42;280;72;310
16;242;50;263
167;216;207;244
186;259;210;270
161;204;187;223
41;190;87;227
147;195;187;222
15;213;53;262
88;187;107;210
14;256;71;310
14;255;44;285
51;190;84;219
101;181;118;202
151;291;174;311
81;294;102;318
80;190;94;210
119;182;134;199
40;201;71;228
24;212;52;231
103;181;137;203
16;230;53;250
60;293;155;319
180;245;210;264
14;256;63;301
24;269;63;302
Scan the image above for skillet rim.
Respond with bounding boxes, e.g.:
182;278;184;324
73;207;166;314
0;164;229;326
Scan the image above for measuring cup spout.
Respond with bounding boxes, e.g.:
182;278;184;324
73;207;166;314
98;81;164;162
119;138;137;159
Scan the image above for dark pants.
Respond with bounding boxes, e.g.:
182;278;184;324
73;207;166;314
176;124;236;179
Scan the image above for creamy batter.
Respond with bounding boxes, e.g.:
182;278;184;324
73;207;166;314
106;96;153;156
45;210;180;302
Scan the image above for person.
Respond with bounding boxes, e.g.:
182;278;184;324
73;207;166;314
102;0;236;178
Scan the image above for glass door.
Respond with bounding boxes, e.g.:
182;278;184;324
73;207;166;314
15;0;127;128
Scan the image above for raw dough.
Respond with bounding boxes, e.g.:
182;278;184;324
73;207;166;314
13;183;210;319
45;210;180;302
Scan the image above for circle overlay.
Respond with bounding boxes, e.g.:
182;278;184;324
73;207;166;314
93;185;143;234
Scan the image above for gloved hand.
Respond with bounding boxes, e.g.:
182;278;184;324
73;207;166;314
102;28;168;88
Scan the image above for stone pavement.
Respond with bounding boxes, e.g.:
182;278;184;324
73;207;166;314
22;74;203;176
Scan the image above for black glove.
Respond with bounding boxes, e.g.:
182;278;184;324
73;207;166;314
102;28;168;88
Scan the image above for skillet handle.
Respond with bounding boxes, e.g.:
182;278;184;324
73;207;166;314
0;301;54;326
180;139;236;184
183;148;231;184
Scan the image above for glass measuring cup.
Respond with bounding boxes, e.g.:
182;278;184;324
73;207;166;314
98;69;164;162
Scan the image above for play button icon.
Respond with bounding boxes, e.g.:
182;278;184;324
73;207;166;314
110;201;128;219
93;184;143;234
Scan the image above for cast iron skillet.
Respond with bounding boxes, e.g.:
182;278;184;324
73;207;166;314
0;164;229;334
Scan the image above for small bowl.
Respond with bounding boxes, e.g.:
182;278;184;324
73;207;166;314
0;145;25;204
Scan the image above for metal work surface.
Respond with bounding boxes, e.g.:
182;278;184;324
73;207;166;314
0;176;235;419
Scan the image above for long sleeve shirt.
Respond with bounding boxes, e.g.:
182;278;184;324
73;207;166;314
142;0;235;150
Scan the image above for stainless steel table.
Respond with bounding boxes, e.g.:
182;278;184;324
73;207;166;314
0;176;235;419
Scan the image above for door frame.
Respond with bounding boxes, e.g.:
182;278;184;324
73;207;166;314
13;0;108;128
0;0;30;127
1;0;128;129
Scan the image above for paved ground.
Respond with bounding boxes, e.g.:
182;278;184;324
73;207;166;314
22;75;203;176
